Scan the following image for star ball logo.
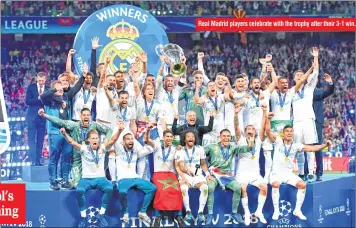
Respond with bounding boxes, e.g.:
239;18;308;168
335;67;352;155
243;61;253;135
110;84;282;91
39;215;46;228
73;4;168;77
345;198;351;216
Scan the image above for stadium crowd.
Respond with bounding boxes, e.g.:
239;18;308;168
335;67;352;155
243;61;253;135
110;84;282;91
1;1;355;16
0;32;355;165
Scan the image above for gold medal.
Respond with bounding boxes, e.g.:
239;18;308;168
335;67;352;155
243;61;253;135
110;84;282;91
189;163;192;167
170;103;174;108
224;161;229;166
285;157;289;161
82;141;85;145
162;162;167;166
60;109;64;114
145;116;150;121
280;107;284;111
128;164;131;168
215;110;219;114
96;164;99;168
251;155;255;159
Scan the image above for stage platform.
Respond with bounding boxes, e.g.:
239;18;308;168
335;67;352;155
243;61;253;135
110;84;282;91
1;174;355;227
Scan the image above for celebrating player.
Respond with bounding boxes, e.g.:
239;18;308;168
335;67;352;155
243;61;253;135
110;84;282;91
60;120;123;228
265;110;331;220
175;131;209;223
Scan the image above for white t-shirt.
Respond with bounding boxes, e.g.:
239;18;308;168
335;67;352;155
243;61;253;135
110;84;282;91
114;141;156;180
111;103;136;130
272;137;304;173
175;146;206;176
136;96;164;123
80;144;107;178
156;87;181;125
244;90;270;130
292;70;318;122
270;88;296;121
236;136;262;174
154;144;177;173
96;87;117;123
72;88;96;121
201;94;225;135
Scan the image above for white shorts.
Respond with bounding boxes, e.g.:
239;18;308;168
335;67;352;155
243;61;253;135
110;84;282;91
235;172;267;187
269;171;303;187
180;174;206;187
293;119;318;145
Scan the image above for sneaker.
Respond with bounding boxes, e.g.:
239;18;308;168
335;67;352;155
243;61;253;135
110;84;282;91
50;183;60;191
205;214;214;225
316;175;322;181
231;213;244;224
174;215;184;228
121;213;129;223
197;212;205;223
244;213;251;226
138;212;151;226
61;181;73;189
307;174;314;183
184;211;193;221
96;214;108;227
272;211;280;220
152;216;162;228
293;210;307;220
77;216;89;228
254;212;267;224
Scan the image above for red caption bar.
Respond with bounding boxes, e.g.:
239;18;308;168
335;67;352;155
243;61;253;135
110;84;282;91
0;184;26;224
196;18;356;32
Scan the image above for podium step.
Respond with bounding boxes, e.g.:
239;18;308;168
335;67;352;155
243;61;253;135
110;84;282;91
22;165;48;182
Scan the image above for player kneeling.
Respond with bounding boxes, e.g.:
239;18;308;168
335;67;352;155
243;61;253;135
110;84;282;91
234;104;268;225
60;121;123;228
265;113;331;220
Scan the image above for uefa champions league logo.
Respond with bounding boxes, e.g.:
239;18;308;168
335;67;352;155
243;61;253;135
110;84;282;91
86;206;100;228
318;205;324;224
39;215;46;227
278;200;292;225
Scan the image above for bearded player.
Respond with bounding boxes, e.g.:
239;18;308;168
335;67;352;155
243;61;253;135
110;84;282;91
175;131;209;223
292;47;320;181
265;111;331;220
204;127;245;225
234;103;268;225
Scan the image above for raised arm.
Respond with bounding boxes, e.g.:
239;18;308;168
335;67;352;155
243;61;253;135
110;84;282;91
234;102;242;142
194;82;204;105
66;70;85;99
267;63;278;93
98;55;110;88
60;128;81;151
265;111;276;143
197;52;210;85
197;111;214;134
131;64;142;98
313;74;334;101
301;141;332;152
143;124;155;147
259;104;267;141
38;108;77;130
295;66;314;92
104;121;125;150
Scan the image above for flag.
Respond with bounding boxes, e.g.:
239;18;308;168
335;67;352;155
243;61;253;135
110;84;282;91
209;167;235;190
152;172;183;210
233;9;247;44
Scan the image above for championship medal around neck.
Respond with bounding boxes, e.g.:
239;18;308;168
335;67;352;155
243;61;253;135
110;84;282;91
96;164;99;168
285;157;289;161
145;116;150;121
251;155;256;159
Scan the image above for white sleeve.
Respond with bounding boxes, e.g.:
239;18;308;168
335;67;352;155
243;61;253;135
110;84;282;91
111;102;119;112
306;69;319;89
100;144;107;154
199;147;206;159
289;87;296;96
175;150;184;162
296;143;305;152
79;145;86;155
198;61;210;85
137;145;155;158
130;107;137;121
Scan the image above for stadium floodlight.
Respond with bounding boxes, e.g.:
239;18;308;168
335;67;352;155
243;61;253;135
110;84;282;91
21;117;25;121
3;163;6;167
152;10;156;15
21;146;25;150
157;11;161;15
16;117;21;121
16;130;21;135
22;162;26;166
26;146;29;150
169;10;173;14
16;162;21;166
16;146;21;150
350;110;354;114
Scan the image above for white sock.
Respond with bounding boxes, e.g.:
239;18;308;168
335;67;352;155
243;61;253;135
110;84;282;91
272;188;280;213
81;210;86;218
264;151;272;179
198;184;208;213
108;156;116;181
241;197;250;215
256;195;266;214
297;152;305;175
100;207;106;215
307;152;315;175
295;189;306;212
181;185;191;212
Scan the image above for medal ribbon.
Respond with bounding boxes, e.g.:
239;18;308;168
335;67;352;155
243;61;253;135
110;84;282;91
247;139;257;156
120;107;127;122
88;146;99;165
124;147;134;166
297;86;305;99
184;146;195;164
80;126;89;142
110;89;117;99
283;140;294;158
209;96;219;112
161;145;171;163
167;91;174;105
278;91;286;109
83;88;91;104
144;100;154;118
219;143;230;161
251;92;260;107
